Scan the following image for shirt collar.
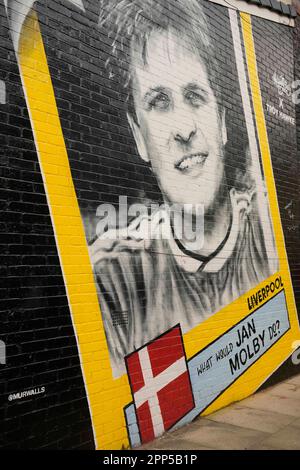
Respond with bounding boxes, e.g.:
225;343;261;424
168;189;253;273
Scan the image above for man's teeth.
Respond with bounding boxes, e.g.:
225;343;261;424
178;154;206;170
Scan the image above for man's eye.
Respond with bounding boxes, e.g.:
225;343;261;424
185;90;206;107
149;93;170;110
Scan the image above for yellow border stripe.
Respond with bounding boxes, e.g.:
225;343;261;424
240;13;299;322
18;11;131;449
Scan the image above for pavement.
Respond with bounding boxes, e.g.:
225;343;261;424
138;373;300;450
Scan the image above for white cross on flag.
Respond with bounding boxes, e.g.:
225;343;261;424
126;325;195;443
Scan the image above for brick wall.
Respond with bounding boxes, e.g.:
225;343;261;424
1;0;299;450
0;0;94;449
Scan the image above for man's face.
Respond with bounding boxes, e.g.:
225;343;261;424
129;30;227;213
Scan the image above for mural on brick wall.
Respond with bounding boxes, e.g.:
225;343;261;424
89;0;279;379
4;0;300;449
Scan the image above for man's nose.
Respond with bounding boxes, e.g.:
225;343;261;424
173;118;197;145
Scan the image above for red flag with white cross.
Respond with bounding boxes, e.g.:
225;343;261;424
125;325;195;443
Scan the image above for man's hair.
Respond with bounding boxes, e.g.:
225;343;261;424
99;0;222;122
98;0;254;193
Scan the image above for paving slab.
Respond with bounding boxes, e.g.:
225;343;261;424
248;442;281;450
141;438;213;451
291;417;300;428
266;382;300;399
206;404;295;433
240;392;300;417
257;424;300;450
171;419;267;450
285;374;300;386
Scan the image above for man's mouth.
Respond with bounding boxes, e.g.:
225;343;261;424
175;152;208;172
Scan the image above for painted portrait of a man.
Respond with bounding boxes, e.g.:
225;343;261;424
89;0;278;377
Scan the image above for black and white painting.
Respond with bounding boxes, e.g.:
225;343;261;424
84;0;279;377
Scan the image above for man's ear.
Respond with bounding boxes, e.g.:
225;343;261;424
221;108;227;146
127;112;149;163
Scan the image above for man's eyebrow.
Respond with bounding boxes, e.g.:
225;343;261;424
184;82;208;93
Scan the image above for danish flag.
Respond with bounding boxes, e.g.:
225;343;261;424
126;326;195;443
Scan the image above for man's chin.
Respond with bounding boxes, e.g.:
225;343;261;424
161;194;211;219
166;194;208;208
